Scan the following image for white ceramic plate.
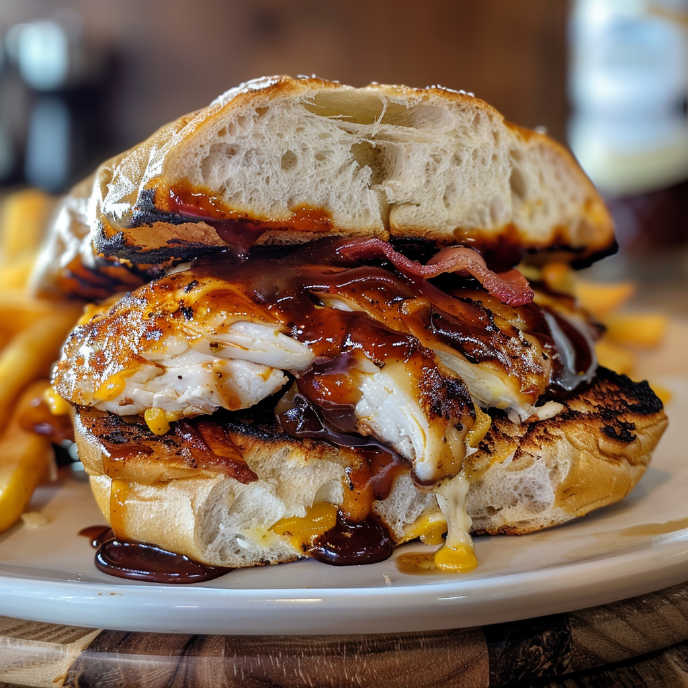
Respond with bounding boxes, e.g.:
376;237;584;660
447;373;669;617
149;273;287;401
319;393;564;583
0;324;686;636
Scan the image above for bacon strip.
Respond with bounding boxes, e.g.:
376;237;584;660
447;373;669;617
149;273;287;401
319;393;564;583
176;420;258;484
335;239;534;306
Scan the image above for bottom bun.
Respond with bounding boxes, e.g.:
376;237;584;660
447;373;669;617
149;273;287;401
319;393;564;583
78;368;667;568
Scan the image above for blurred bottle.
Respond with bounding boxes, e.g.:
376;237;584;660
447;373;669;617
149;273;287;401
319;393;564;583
568;0;688;256
0;9;114;193
0;32;30;187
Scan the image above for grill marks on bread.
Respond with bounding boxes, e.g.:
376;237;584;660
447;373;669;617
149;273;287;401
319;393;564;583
470;368;665;476
465;368;668;534
76;409;258;484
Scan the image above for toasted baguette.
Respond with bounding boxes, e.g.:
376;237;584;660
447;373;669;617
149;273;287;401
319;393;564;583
464;367;667;535
34;76;614;297
76;369;666;568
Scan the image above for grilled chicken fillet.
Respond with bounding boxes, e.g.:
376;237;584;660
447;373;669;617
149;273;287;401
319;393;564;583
54;239;598;487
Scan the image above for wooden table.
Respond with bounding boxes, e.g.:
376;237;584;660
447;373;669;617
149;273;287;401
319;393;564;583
2;580;688;687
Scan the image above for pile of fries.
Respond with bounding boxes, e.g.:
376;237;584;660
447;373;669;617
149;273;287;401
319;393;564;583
0;190;82;533
0;189;672;535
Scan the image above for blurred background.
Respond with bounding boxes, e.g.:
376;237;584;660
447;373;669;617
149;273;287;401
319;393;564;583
0;0;686;286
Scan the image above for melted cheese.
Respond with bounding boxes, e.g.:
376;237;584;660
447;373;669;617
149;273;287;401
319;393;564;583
403;513;447;545
270;502;338;552
109;478;130;538
433;474;477;573
43;386;71;416
94;372;131;401
144;408;170;435
466;404;492;449
395;473;478;575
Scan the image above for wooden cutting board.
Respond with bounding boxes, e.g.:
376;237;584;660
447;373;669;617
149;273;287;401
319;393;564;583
2;581;688;687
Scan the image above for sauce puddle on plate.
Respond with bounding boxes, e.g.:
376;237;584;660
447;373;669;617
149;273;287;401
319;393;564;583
78;526;233;584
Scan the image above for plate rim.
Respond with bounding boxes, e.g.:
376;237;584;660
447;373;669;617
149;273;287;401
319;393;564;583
1;529;688;634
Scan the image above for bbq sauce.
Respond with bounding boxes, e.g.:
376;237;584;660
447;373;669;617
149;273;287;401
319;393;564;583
275;385;406;514
78;516;391;579
109;479;130;537
164;183;332;249
70;239;596;581
179;244;476;486
79;526;233;583
307;513;393;566
185;242;577;405
154;184;593;272
102;441;154;460
395;552;443;575
78;525;112;547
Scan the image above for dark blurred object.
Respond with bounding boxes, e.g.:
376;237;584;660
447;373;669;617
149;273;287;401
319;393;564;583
54;439;80;469
607;179;688;251
568;0;688;254
0;9;114;192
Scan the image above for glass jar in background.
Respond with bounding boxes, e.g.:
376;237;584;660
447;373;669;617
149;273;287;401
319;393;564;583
568;0;688;274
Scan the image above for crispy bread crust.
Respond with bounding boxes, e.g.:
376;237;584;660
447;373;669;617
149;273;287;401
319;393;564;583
466;368;668;534
76;405;364;484
98;77;613;258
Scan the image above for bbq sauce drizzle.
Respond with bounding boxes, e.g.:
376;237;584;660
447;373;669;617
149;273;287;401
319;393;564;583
181;239;590;407
79;526;233;583
82;238;595;577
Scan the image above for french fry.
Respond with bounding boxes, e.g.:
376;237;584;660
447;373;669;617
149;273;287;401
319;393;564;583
595;340;635;376
0;380;53;533
0;190;54;292
603;313;669;348
0;192;83;531
0;291;61;333
0;254;39;291
516;264;541;282
577;281;635;318
647;382;672;406
0;189;53;261
0;308;81;436
0;330;12;351
542;262;576;295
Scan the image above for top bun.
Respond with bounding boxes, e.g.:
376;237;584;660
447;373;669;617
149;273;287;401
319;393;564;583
34;76;615;296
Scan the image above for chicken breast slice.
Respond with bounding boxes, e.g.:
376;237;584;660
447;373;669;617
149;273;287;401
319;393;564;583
55;300;315;417
354;360;468;484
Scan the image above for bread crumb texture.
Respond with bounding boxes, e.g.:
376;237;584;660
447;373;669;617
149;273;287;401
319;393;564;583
91;76;613;260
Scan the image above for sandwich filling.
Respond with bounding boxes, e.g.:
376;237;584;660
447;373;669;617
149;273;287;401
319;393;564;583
53;237;599;569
